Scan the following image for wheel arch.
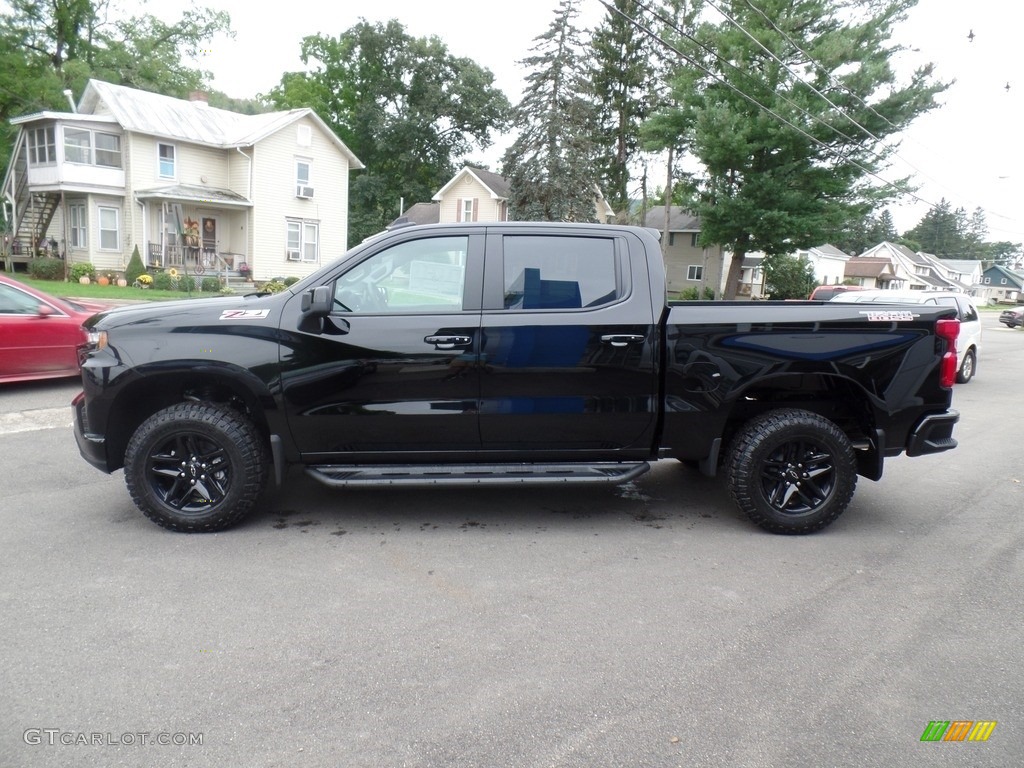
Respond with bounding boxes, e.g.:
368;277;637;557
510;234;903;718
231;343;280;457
103;363;280;472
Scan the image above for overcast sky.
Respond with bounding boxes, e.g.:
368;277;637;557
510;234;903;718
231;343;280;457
153;0;1021;244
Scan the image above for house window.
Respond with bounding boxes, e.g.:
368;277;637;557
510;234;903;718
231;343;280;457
286;219;319;262
158;143;176;178
295;159;314;197
69;203;87;249
63;128;122;168
687;265;704;281
94;133;121;167
1000;278;1007;284
98;206;120;250
27;127;56;165
691;233;699;248
668;233;675;246
983;277;991;284
460;198;476;222
64;129;91;164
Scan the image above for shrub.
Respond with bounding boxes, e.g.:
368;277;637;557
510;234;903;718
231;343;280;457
151;271;175;291
201;277;221;293
677;286;716;301
260;280;287;293
125;245;146;285
30;257;67;280
68;262;96;282
283;276;300;286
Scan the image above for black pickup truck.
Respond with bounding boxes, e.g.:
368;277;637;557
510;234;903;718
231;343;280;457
74;222;960;534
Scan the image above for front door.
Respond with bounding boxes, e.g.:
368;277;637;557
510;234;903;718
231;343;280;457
279;232;485;461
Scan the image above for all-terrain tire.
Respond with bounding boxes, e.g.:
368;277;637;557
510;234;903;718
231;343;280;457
726;408;857;535
124;402;268;532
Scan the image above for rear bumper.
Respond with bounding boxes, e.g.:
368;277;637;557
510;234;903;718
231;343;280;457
905;409;959;457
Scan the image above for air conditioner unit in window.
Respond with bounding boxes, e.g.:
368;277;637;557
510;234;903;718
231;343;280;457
296;185;314;199
286;249;302;262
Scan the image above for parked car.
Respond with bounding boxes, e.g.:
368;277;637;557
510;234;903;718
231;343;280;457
809;284;868;301
998;305;1024;328
830;289;982;383
0;274;111;384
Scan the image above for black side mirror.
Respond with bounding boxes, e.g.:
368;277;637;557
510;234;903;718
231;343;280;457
300;285;332;316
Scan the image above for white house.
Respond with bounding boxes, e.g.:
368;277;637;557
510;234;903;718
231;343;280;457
2;80;363;283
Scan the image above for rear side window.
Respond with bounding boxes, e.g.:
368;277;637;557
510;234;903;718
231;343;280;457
502;235;620;310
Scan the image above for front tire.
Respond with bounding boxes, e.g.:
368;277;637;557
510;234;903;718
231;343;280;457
726;409;857;535
124;403;268;532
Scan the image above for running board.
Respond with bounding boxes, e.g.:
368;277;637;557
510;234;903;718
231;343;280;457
306;462;651;487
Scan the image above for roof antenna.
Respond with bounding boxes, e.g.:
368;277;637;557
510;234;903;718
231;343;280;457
63;89;77;113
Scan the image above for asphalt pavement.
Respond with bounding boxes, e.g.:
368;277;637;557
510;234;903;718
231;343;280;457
1;313;1021;767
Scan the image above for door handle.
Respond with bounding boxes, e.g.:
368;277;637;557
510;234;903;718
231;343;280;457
601;334;645;348
424;335;472;349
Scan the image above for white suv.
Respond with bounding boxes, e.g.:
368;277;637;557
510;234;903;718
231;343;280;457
830;289;982;383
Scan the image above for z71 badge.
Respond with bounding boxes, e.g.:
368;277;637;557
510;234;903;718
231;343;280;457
219;309;270;320
863;310;915;322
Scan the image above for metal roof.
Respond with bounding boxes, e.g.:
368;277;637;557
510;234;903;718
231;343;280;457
74;80;363;168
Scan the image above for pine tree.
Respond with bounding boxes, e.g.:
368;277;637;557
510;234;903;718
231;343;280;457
501;0;600;222
590;0;660;220
647;0;948;298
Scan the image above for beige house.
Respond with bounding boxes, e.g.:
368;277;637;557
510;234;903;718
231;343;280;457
643;206;723;297
393;166;615;227
2;80;362;283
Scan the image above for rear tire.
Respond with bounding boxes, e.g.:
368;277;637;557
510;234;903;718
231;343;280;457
956;349;976;384
726;409;856;535
124;402;267;532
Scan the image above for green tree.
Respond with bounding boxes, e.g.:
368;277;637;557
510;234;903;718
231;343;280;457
501;0;600;222
0;0;232;177
764;254;816;299
902;198;962;256
648;0;948;298
266;20;510;243
590;0;661;220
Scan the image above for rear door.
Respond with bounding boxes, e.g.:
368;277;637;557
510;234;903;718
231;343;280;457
279;230;485;460
477;227;659;456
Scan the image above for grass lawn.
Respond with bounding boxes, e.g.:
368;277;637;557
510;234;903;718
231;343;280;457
10;275;233;302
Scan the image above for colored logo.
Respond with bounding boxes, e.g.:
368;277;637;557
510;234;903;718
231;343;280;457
920;721;997;742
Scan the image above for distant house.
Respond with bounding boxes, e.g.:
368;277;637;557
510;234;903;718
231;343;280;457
976;263;1024;304
795;244;851;286
854;242;963;291
937;259;984;291
2;79;363;282
843;256;901;289
392;166;616;228
643;206;723;297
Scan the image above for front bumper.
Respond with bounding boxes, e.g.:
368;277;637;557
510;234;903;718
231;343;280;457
72;391;112;473
905;409;959;457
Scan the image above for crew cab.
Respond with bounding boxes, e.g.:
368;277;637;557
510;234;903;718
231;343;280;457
73;222;960;534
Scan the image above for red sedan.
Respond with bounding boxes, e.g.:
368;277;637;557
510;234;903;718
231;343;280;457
0;274;111;384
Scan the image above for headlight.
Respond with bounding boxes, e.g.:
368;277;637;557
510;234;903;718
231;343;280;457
86;329;108;350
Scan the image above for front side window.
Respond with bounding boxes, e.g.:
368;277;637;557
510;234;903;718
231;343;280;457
502;235;619;310
0;283;53;314
64;128;91;164
687;265;704;281
333;236;469;314
158;143;176;178
69;203;87;249
98;206;120;250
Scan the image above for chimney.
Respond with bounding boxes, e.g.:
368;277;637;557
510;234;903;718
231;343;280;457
189;91;209;107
